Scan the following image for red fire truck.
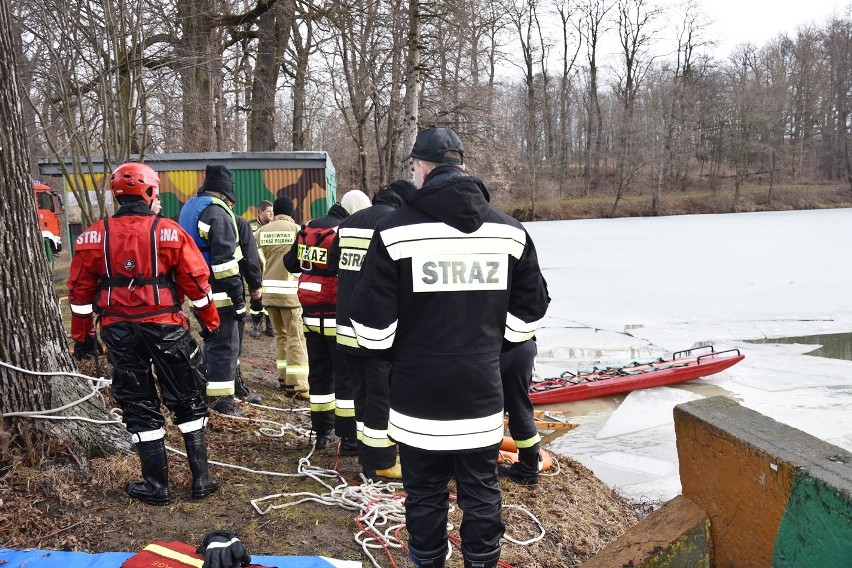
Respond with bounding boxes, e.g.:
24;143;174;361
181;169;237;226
34;181;64;257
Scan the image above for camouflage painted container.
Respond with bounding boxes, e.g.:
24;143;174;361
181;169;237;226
37;151;337;225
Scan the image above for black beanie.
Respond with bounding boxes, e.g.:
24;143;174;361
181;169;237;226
273;196;295;217
387;179;417;203
199;164;236;203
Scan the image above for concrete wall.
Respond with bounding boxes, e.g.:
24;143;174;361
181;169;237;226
583;396;852;567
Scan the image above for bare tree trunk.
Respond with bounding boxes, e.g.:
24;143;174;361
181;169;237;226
0;0;129;459
249;7;282;151
401;0;421;182
178;0;216;151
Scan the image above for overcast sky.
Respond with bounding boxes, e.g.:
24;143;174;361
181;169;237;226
688;0;844;56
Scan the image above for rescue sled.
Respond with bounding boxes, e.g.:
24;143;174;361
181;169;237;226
528;346;744;405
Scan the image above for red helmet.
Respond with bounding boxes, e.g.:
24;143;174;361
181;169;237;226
110;162;160;202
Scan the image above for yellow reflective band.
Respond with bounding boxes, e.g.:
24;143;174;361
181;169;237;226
362;425;395;448
276;360;288;369
143;543;204;568
198;221;211;239
286;365;309;374
311;401;335;412
206;381;235;396
339;236;371;250
514;433;542;449
336;335;360;348
212;259;240;279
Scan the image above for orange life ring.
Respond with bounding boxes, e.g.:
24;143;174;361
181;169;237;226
498;436;553;471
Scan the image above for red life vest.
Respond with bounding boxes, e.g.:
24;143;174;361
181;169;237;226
295;224;338;310
94;215;181;319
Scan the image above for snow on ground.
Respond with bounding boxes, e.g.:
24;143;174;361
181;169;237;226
528;208;852;504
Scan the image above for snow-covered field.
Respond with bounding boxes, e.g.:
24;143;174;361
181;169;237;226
528;208;852;503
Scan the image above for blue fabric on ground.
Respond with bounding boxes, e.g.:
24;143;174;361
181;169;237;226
0;548;361;568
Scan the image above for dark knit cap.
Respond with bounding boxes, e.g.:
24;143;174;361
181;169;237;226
199;164;236;203
273;196;295;217
387;179;417;203
401;127;464;165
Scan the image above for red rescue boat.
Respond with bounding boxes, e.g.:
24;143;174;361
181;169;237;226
529;346;744;405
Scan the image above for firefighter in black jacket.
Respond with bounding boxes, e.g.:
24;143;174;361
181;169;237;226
284;191;370;450
179;164;247;416
350;128;550;568
335;180;416;481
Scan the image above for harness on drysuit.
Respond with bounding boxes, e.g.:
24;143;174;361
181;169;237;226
93;214;179;319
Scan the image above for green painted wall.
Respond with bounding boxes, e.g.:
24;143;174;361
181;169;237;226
772;471;852;567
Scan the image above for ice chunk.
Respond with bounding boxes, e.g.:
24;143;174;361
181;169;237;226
596;387;702;439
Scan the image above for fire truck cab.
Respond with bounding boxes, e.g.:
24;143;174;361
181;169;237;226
34;181;64;254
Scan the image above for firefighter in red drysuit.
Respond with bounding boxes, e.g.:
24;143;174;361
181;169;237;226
67;162;220;506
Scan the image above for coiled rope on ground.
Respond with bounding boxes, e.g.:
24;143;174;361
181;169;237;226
1;358;546;568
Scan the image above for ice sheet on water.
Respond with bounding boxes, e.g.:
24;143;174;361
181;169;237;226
527;210;852;503
593;451;675;476
595;387;702;439
618;475;683;505
728;351;852;391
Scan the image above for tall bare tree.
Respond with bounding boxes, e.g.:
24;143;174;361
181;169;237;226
400;0;421;182
579;0;610;193
0;0;128;458
610;0;657;215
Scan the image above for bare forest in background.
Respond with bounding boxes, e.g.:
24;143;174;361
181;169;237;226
12;0;852;222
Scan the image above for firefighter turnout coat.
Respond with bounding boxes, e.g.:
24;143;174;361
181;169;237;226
256;214;300;309
68;202;219;340
335;186;407;352
349;166;550;452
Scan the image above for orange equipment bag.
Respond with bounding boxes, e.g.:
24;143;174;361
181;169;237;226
121;540;275;568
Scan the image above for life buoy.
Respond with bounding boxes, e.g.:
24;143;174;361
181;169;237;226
498;436;553;471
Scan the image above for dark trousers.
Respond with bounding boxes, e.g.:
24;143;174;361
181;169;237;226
103;322;207;434
399;443;504;557
306;330;354;438
204;308;240;395
345;352;396;471
500;340;538;445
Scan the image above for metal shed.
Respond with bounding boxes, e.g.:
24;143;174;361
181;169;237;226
37;151;337;225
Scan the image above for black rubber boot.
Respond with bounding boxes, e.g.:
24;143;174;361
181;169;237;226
264;315;274;337
339;437;358;456
127;439;170;506
211;395;245;416
498;443;540;486
183;429;220;499
314;431;339;449
462;547;500;568
409;544;448;568
250;314;262;338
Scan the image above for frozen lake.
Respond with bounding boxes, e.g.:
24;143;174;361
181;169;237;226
527;208;852;504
